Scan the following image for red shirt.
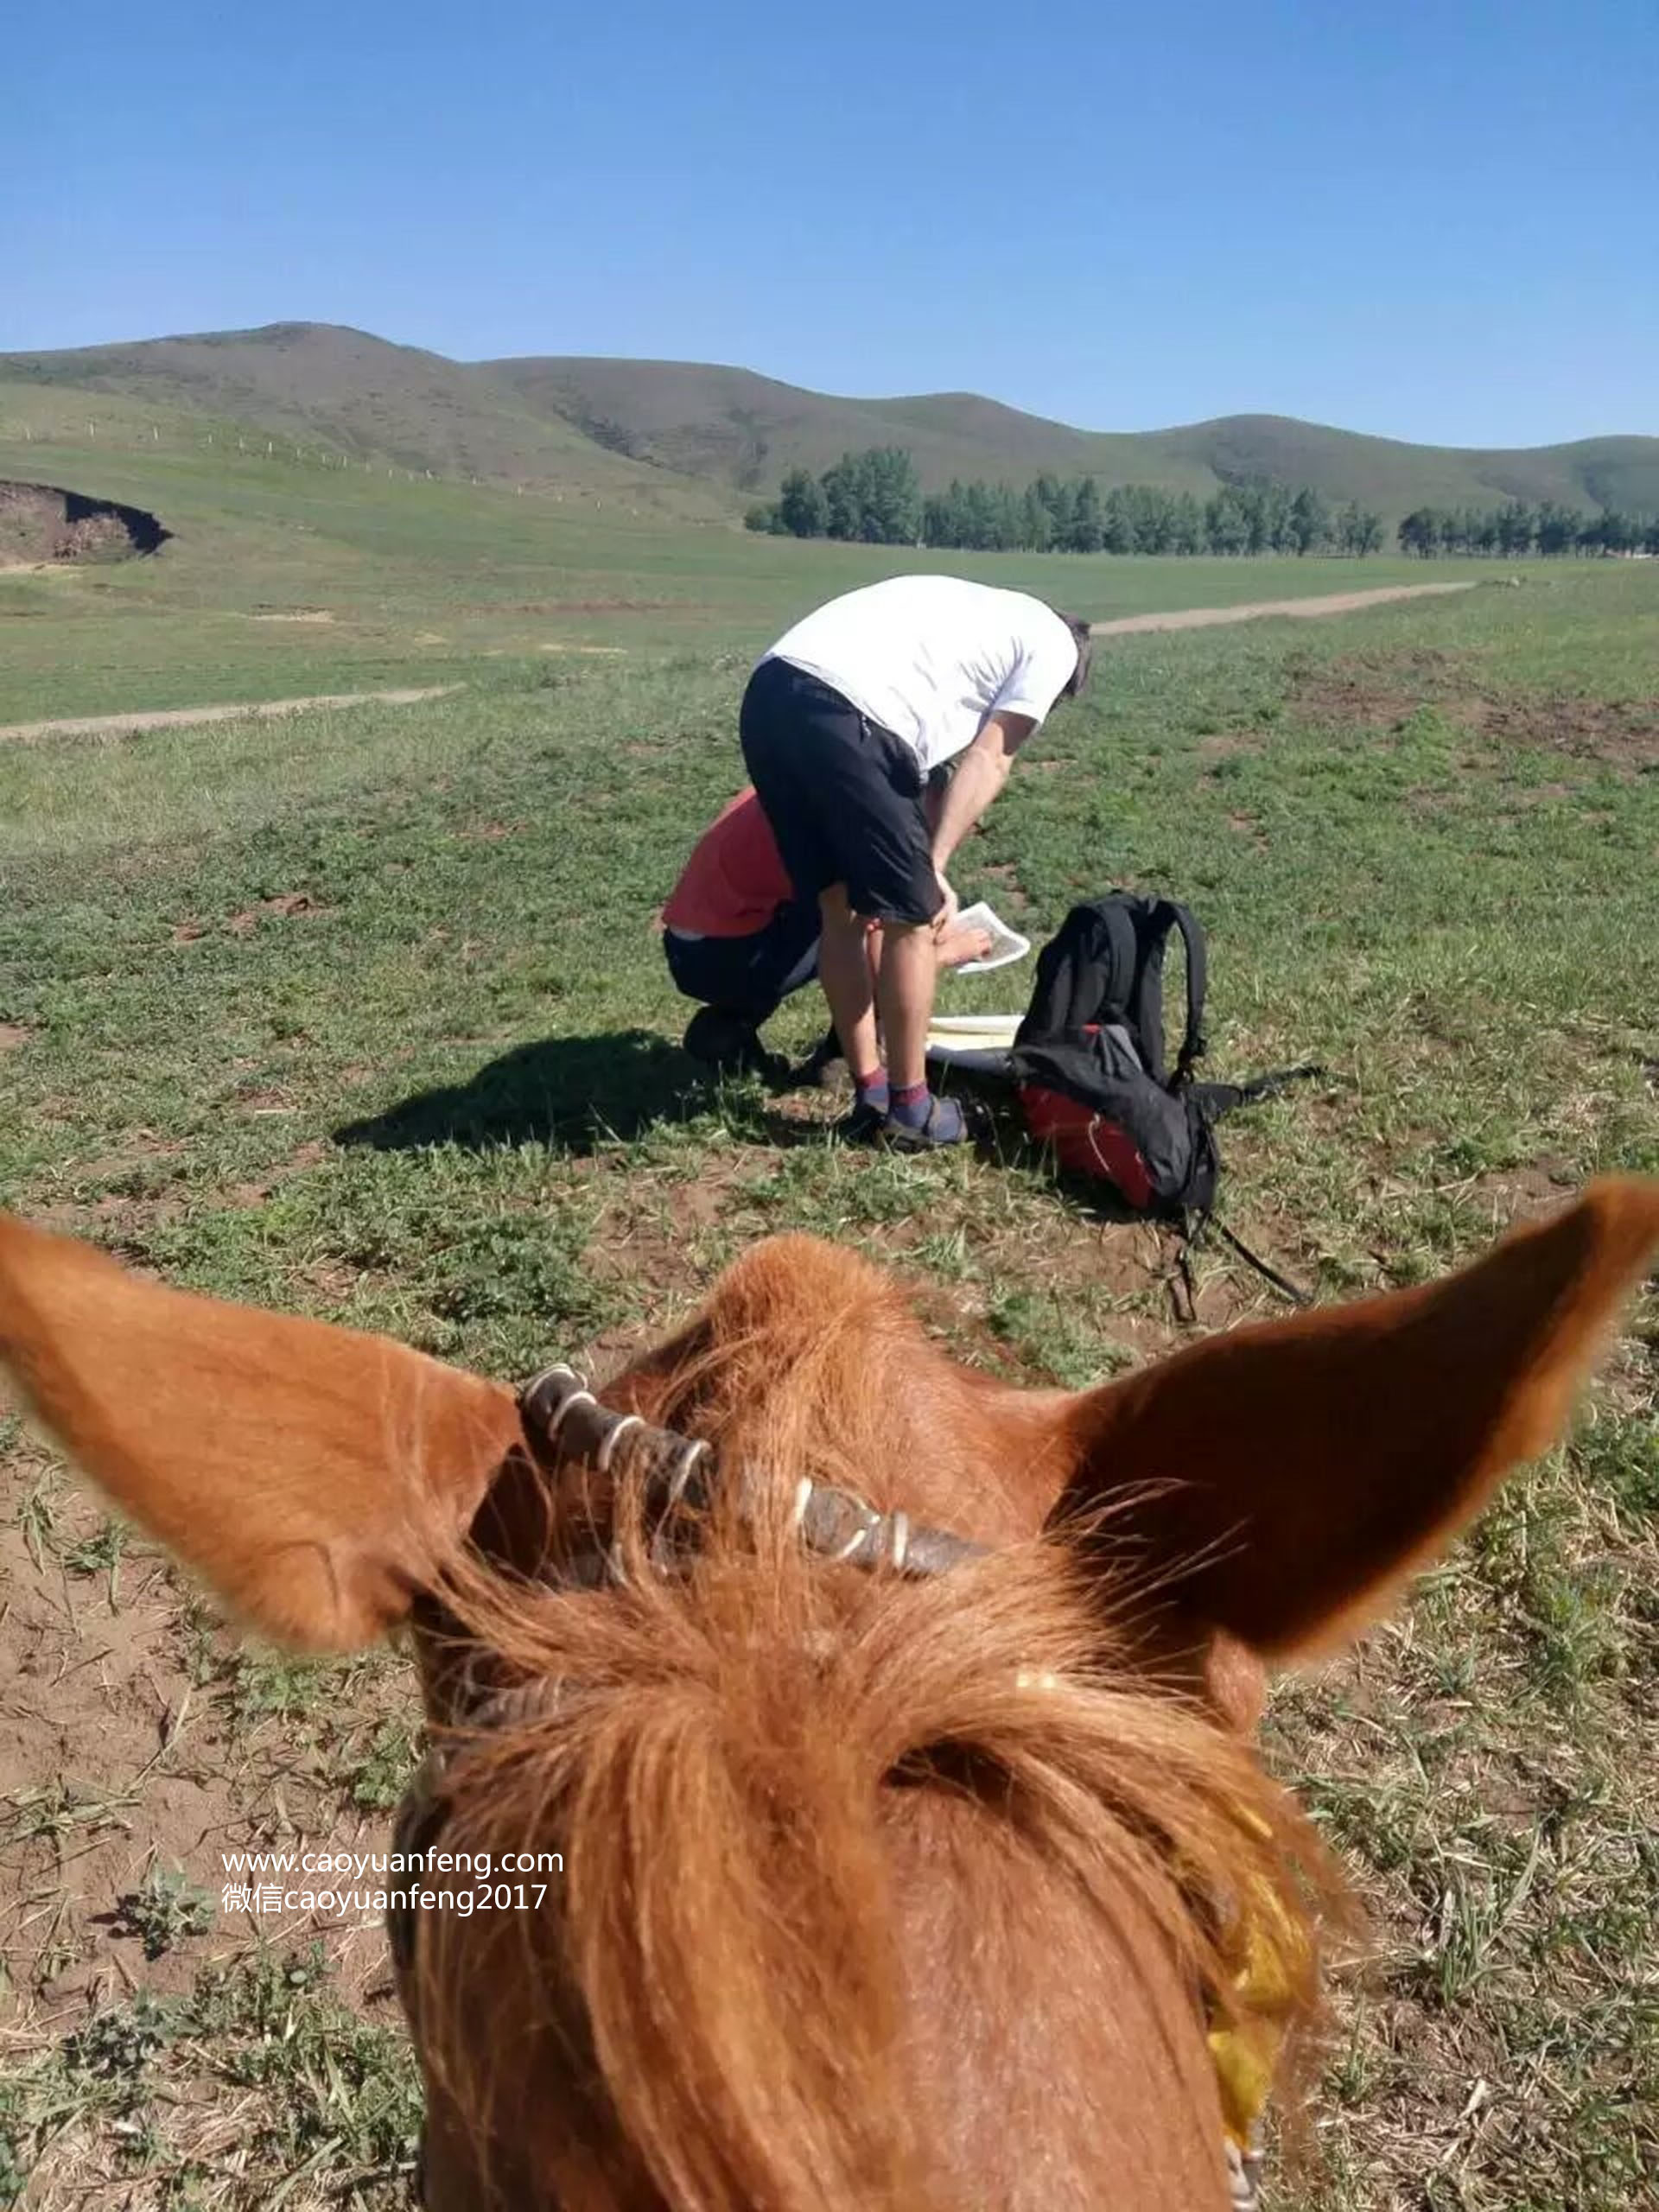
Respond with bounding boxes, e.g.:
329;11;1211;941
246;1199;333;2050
663;788;795;938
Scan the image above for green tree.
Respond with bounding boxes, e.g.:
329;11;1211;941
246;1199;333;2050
777;467;827;537
1205;486;1250;555
1170;492;1205;555
854;447;923;544
1066;477;1103;553
960;481;1000;550
1496;502;1535;557
820;455;861;540
1020;485;1053;550
988;485;1024;550
1287;486;1330;556
1535;501;1583;556
742;502;777;534
1100;486;1136;554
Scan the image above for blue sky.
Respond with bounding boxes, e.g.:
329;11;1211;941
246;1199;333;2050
8;1;1654;445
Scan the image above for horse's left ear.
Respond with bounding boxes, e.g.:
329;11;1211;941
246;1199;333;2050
0;1212;524;1651
1048;1178;1659;1658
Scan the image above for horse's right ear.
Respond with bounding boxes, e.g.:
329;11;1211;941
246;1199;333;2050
1048;1178;1659;1659
0;1212;524;1652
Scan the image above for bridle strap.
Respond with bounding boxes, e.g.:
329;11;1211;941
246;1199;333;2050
517;1364;988;1586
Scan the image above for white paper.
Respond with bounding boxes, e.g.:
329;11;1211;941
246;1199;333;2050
949;901;1032;975
928;1014;1024;1038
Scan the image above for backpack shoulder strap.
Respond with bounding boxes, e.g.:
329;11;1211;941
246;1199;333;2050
1162;901;1208;1084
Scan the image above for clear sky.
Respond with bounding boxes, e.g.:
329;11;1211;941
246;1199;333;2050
7;0;1655;447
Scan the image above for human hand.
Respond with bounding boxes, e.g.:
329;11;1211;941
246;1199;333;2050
931;870;959;935
937;924;994;970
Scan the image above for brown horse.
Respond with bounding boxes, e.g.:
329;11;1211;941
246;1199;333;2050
3;1179;1656;2211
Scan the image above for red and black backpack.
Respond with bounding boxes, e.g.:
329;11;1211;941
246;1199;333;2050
1012;895;1315;1233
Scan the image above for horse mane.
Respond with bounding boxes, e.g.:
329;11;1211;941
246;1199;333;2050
412;1245;1339;2210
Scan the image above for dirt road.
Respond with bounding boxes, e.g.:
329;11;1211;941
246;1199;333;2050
0;684;461;746
1;583;1483;744
1089;579;1478;637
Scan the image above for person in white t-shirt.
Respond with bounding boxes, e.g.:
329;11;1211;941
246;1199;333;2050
739;575;1092;1146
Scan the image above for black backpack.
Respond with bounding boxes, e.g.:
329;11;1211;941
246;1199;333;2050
1012;895;1317;1255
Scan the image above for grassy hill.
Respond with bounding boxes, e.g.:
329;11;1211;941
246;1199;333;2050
0;325;722;518
494;358;1659;516
5;322;1656;522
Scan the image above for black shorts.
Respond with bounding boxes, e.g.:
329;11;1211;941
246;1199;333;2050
739;656;938;925
662;899;820;1023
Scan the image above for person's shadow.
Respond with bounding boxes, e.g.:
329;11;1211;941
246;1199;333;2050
335;1030;732;1155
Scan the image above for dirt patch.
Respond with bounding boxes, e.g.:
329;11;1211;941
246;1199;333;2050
0;480;170;570
1293;652;1658;771
1476;691;1658;770
1287;645;1475;726
1197;731;1267;761
521;598;684;614
0;1021;33;1052
172;893;330;943
1;685;461;747
977;861;1032;913
226;893;330;936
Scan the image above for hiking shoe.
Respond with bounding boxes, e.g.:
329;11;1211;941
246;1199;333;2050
798;1026;848;1090
879;1094;972;1150
682;1007;780;1077
835;1095;890;1143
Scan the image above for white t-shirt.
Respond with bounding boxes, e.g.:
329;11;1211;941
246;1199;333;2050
762;575;1082;775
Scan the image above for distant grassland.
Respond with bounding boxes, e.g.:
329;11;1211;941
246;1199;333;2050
0;517;1656;2211
0;425;1516;724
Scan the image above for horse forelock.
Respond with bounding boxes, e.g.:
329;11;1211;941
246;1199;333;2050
408;1238;1339;2211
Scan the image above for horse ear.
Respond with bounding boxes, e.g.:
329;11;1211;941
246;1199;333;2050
1048;1179;1659;1658
0;1211;524;1652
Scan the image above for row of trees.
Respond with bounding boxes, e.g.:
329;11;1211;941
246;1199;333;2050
746;449;1388;556
744;446;1659;561
1397;501;1659;557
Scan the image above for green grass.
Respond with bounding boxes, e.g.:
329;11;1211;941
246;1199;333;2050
1;550;1656;2209
0;420;1521;724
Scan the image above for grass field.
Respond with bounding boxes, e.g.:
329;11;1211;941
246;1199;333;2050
1;540;1656;2209
0;424;1515;727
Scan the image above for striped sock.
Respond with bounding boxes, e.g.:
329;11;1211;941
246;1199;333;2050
889;1081;930;1128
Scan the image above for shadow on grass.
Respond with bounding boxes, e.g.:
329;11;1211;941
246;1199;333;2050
338;1030;1166;1192
333;1027;852;1158
334;1029;721;1156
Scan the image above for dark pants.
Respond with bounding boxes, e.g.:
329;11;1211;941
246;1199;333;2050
739;657;938;925
663;900;821;1026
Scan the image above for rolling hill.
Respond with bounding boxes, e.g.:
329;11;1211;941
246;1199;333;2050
4;323;1655;522
0;325;724;518
492;356;1659;516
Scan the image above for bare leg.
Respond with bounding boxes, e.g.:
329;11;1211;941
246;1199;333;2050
876;920;939;1092
817;886;883;1080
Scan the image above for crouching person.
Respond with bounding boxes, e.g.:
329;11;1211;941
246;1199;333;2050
662;777;990;1080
